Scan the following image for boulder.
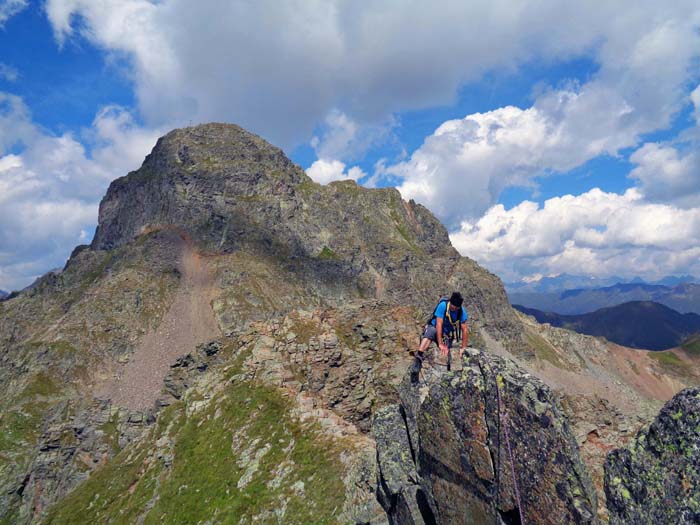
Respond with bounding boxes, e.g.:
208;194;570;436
374;349;597;524
605;388;700;524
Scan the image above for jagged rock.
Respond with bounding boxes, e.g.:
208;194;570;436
13;399;152;523
340;442;390;525
89;123;519;341
0;123;540;523
605;388;700;524
374;349;598;524
162;339;223;400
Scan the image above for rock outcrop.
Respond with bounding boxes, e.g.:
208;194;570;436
4;122;684;523
374;349;598;524
89;123;519;341
605;388;700;524
0;123;525;523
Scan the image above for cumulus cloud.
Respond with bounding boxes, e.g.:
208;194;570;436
392;18;700;227
0;0;27;27
0;92;36;150
0;95;162;290
450;188;700;281
44;1;700;152
0;63;18;82
10;0;699;286
310;110;396;162
629;141;700;208
306;158;367;185
692;85;700;125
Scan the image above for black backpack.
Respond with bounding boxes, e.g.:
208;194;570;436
427;297;462;342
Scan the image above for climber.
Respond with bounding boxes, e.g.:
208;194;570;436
410;292;469;382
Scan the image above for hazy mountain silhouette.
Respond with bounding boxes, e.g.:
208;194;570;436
514;301;700;350
510;282;700;315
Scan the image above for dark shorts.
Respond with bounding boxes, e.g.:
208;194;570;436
422;325;453;347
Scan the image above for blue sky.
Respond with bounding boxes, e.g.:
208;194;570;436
1;1;699;291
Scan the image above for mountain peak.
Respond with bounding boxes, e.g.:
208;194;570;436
86;122;512;319
91;122;309;251
141;122;298;177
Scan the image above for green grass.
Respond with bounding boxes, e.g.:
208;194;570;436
329;179;360;196
99;412;122;454
296;179;321;196
0;370;65;465
45;354;349;524
20;372;60;399
649;350;687;374
81;251;116;287
526;332;572;370
318;246;339;261
0;407;46;452
681;336;700;356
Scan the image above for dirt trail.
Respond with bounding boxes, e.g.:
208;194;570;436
98;235;221;410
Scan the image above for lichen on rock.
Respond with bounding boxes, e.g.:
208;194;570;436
605;388;700;524
374;349;598;524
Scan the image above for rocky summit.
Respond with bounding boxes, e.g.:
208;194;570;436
1;123;700;524
90;123;518;340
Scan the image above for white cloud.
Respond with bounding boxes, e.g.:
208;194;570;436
392;104;554;225
391;19;700;227
311;111;360;161
0;92;37;150
306;158;366;185
0;0;27;27
692;85;700;125
311;109;396;162
450;188;700;281
0;95;162;290
0;63;18;82
629;141;700;208
4;0;697;288
44;1;700;152
0;153;21;171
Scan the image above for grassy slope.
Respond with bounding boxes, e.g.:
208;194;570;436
0;233;182;523
44;349;350;524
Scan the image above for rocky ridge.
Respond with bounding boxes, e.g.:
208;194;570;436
1;123;699;523
374;349;598;524
90;123;520;341
0;123;522;522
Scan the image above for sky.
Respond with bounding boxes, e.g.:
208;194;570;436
0;0;699;291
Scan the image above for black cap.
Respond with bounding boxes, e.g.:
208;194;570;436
449;292;463;307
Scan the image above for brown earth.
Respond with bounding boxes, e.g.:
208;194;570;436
96;232;221;410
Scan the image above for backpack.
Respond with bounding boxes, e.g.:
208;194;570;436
427;297;462;342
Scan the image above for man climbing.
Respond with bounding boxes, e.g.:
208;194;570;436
410;291;469;382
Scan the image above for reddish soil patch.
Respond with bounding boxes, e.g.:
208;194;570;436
606;344;687;403
97;233;221;410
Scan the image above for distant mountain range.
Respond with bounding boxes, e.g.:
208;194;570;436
509;282;700;315
514;301;700;351
0;290;7;300
506;274;698;294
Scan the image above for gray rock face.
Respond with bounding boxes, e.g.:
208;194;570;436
11;399;154;524
374;349;598;524
605;388;700;524
92;123;449;260
161;340;223;403
90;123;519;342
0;123;521;522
